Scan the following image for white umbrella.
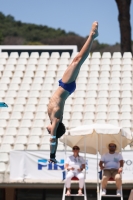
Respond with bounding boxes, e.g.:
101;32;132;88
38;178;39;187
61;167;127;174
60;123;132;155
60;123;132;200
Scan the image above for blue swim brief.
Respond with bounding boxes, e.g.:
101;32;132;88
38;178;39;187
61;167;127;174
58;79;76;95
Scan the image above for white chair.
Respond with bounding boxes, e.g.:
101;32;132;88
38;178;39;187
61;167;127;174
48;58;59;65
15;97;27;105
111;71;121;78
108;112;119;120
121;91;132;98
111;65;121;71
121;65;132;71
36;104;47;112
5;64;15;72
98;91;108;98
27;58;38;65
89;71;99;78
39;97;49;105
0;128;5;137
50;52;60;58
17;58;27;65
97;98;108;105
27;97;38;105
86;91;97;98
99;78;109;84
100;71;110;78
74;91;86;98
0;163;6;174
8;120;20;128
0;153;8;163
90;59;100;65
100;65;110;71
96;105;107;112
0;52;8;59
20;120;32;128
96;112;107;120
7;58;17;65
72;105;84;112
5;128;17;136
92;52;101;58
0;111;10;120
0;120;7;128
109;98;120;105
80;64;89;71
101;59;111;65
61;52;70;59
120;105;132;112
102;52;111;59
28;91;40;98
42;83;53;91
63;112;71;120
82;119;94;125
35;112;46;120
18;128;30;136
121;71;132;78
73;97;85;105
64;105;72;112
89;65;100;71
59;58;69;65
111;59;121;65
88;77;98;84
25;105;36;112
2;136;14;145
69;120;81;128
83;112;95;120
0;144;12;153
109;91;120;98
10;112;22;120
38;90;51;98
122;78;132;84
84;105;95;112
32;120;44;128
98;84;109;91
122;58;132;65
78;71;88;78
109;84;120;91
40;52;49;59
14;144;25;150
20;52;29;59
112;52;122;58
121;84;132;91
120;120;132;128
38;58;48;65
15;136;28;144
30;52;39;59
24;71;35;78
86;83;98;91
120;113;132;120
3;71;13;78
17;91;29;98
77;77;88;84
123;52;132;58
108;105;119;112
121;98;132;105
30;128;43;136
85;97;96;105
27;144;39;150
58;64;68;71
22;112;34;120
44;77;55;84
28;136;40;145
71;112;83;120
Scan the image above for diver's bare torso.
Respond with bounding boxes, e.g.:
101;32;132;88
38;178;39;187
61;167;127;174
48;86;70;121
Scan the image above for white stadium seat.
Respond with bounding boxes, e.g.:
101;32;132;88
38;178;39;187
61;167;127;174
112;52;122;58
102;52;111;58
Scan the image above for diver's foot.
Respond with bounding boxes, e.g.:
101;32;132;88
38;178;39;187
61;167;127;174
49;158;58;163
91;21;98;39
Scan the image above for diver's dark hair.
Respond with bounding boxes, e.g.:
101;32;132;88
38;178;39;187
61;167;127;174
56;122;66;138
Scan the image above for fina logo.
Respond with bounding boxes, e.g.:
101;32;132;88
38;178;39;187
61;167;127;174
38;159;64;170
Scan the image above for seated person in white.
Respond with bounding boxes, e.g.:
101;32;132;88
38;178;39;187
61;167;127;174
64;145;85;196
99;141;124;196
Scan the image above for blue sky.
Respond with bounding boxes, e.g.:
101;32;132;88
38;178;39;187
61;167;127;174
0;0;133;45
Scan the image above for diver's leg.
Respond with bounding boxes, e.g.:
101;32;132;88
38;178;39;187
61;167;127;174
62;21;98;83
